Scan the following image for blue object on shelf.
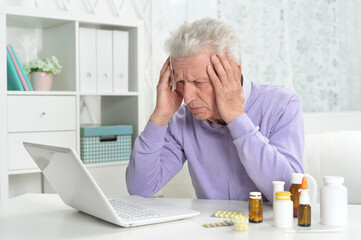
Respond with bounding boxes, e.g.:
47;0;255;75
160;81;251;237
80;125;133;164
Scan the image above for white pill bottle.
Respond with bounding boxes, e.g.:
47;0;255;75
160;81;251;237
273;191;293;228
320;176;348;227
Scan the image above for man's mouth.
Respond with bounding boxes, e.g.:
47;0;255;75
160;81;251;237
190;107;203;113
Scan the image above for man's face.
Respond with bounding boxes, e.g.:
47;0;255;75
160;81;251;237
172;49;222;123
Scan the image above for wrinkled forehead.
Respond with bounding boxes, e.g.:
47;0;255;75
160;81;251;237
170;52;212;79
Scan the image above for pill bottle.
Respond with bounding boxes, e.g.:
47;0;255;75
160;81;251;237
289;173;303;218
320;176;348;227
273;191;293;228
249;192;263;223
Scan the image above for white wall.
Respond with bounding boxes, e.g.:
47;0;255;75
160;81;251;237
303;112;361;204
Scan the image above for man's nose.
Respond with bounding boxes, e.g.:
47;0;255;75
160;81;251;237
183;82;197;104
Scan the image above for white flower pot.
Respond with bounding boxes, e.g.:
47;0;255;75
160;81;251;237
31;72;53;91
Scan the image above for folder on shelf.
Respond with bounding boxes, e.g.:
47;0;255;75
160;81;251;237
96;29;113;92
9;44;33;91
7;44;29;91
113;30;129;92
6;47;24;91
79;27;97;92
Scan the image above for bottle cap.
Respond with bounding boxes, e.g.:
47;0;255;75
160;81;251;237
301;176;308;190
275;191;291;200
291;173;304;184
323;176;344;184
249;192;262;199
276;191;291;197
272;181;285;186
299;177;310;204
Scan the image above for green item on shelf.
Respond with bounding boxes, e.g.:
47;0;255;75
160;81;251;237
7;48;24;91
80;125;133;164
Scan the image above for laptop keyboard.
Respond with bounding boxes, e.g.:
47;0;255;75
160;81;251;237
108;198;164;221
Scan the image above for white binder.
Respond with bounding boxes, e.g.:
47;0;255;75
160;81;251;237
96;29;113;92
113;30;129;92
79;28;97;92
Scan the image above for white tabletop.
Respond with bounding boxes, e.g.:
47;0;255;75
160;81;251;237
0;193;358;240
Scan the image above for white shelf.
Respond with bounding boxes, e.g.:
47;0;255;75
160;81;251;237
84;161;130;169
6;14;70;29
1;6;142;28
7;91;76;96
79;92;138;96
8;168;41;175
7;91;139;96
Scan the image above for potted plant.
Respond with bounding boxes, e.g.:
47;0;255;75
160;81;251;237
23;56;62;91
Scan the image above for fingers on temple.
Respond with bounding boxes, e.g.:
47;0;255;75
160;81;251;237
210;54;228;83
159;65;171;85
217;53;234;82
229;57;239;83
207;65;222;89
160;57;170;76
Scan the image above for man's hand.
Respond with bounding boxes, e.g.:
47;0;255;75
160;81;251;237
150;57;183;126
207;53;245;124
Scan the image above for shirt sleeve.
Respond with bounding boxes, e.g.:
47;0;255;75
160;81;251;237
126;120;186;197
227;97;304;202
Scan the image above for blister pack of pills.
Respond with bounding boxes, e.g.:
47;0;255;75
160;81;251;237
211;210;243;219
203;221;233;228
204;210;248;232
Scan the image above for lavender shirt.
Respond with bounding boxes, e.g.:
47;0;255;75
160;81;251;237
126;79;304;201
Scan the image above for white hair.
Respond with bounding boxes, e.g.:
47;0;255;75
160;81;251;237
165;18;242;64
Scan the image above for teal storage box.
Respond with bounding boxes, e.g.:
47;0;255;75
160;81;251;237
80;125;133;164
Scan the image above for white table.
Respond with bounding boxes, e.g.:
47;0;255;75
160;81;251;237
0;194;358;240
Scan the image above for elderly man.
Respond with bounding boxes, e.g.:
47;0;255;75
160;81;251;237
126;18;304;201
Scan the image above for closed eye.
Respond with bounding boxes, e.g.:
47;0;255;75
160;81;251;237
176;80;184;85
194;81;206;86
175;79;210;89
193;80;210;88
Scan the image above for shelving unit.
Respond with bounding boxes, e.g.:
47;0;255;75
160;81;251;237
0;7;143;201
7;91;76;96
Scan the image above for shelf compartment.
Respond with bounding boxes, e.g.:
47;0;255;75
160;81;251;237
101;95;139;138
78;22;139;93
6;14;76;92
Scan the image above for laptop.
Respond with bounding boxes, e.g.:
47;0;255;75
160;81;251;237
23;142;199;227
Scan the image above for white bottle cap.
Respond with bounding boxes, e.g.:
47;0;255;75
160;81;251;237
249;192;262;199
323;176;344;184
299;176;310;205
299;189;310;204
272;181;285;186
291;173;304;184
